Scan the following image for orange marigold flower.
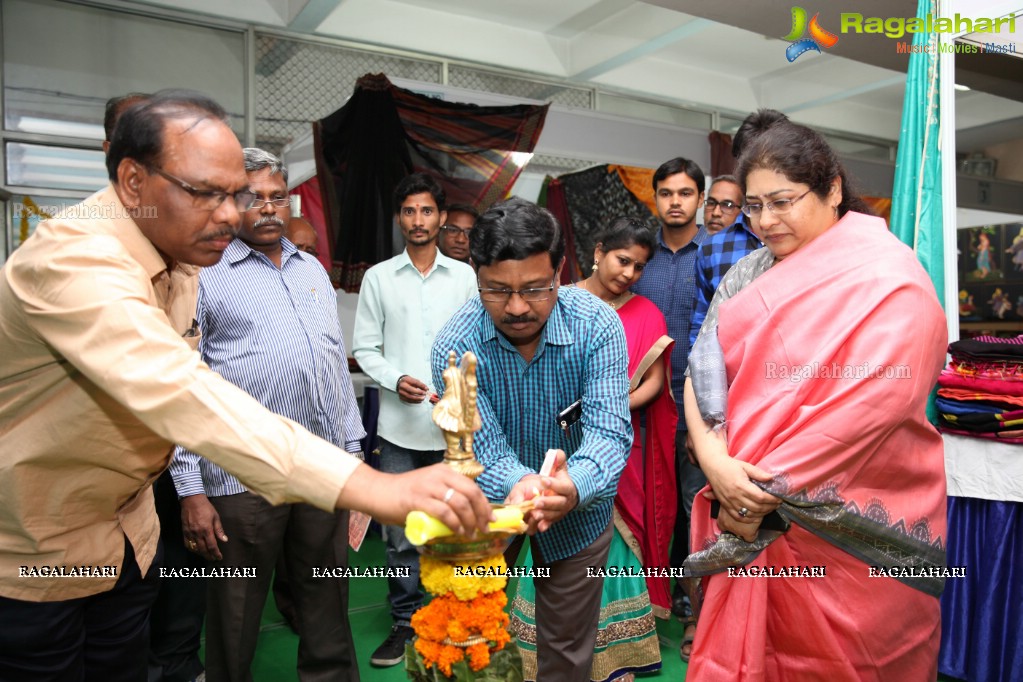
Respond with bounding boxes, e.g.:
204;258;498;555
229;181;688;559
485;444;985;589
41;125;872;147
466;642;491;671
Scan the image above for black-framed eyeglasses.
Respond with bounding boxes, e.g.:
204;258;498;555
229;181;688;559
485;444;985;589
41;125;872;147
246;196;292;211
148;166;256;212
741;189;813;219
705;198;740;211
477;276;556;303
441;225;472;238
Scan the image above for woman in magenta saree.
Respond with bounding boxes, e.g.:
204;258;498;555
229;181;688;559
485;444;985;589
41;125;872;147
683;114;948;681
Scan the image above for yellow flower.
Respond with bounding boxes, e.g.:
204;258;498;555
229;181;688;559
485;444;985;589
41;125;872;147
420;555;508;599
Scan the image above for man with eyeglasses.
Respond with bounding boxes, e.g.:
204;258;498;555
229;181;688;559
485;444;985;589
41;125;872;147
432;197;631;681
0;91;491;681
352;172;477;667
167;148;364;680
438;203;479;263
689;175;762;347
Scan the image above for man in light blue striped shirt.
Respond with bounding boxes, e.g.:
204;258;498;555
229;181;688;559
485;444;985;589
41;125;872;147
432;197;631;681
352;173;477;666
169;149;365;681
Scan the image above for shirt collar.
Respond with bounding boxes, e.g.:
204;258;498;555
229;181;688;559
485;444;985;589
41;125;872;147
223;236;297;265
655;224;708;252
394;246;459;276
725;218;761;243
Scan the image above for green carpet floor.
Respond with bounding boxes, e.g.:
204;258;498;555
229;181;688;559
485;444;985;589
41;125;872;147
241;531;690;680
238;534;958;681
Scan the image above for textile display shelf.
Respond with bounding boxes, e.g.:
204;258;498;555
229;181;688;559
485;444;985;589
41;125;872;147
938;434;1023;681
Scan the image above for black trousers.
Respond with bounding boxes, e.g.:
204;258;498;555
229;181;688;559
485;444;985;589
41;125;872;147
148;471;207;682
0;535;162;682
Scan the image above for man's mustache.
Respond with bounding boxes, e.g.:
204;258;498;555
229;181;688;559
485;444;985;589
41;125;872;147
203;228;237;241
255;216;285;228
502;315;537;325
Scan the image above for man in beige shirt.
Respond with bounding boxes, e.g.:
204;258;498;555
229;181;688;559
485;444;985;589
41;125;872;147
0;90;488;681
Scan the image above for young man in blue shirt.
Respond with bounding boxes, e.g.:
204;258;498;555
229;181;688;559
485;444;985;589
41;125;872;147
629;158;708;633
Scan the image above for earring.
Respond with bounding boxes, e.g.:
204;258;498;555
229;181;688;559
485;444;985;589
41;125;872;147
593;259;599;272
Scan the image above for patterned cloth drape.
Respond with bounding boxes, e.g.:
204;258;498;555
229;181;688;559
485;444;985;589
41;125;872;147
315;73;549;292
544;165;659;283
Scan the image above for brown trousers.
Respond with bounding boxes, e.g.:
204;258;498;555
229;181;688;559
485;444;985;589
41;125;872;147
205;491;358;682
506;520;613;682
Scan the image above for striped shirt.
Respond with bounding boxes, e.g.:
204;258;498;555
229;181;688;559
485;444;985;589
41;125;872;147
432;286;632;562
631;225;708;430
690;219;763;347
170;238;365;499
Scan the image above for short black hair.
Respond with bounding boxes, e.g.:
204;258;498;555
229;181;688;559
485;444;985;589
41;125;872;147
393;172;446;213
103;93;150;142
652;157;705;193
595;217;656;257
445;203;479;221
469;197;564;270
105;89;229;182
732;109;789;159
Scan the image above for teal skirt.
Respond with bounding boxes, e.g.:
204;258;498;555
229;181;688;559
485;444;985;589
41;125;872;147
508;526;661;682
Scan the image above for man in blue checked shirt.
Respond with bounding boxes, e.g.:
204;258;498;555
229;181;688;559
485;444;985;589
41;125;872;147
689;174;762;347
432;197;632;681
169;149;364;681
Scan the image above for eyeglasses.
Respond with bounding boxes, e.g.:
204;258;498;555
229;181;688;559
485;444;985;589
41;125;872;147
477;276;556;303
148;166;256;212
741;190;813;219
705;198;740;211
246;196;292;211
441;225;472;238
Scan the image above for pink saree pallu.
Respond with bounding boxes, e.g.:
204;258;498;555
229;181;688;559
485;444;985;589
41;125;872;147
685;213;948;682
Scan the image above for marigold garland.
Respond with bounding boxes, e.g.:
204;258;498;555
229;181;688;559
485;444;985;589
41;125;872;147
419;554;507;600
410;556;515;678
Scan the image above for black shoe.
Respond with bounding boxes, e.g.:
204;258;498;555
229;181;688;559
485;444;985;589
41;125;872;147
671;584;687;619
370;625;415;667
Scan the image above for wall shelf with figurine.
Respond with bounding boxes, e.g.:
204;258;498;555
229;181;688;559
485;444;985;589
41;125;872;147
958;222;1023;338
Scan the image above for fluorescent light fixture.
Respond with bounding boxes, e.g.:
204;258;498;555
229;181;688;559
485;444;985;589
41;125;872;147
954;84;971;92
15;116;105;140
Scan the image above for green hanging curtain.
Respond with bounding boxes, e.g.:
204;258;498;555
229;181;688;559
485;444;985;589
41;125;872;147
890;0;945;308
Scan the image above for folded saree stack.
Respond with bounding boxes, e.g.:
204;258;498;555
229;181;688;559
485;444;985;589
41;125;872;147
936;334;1023;443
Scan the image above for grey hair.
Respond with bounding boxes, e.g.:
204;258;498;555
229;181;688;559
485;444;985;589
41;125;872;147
243;147;288;183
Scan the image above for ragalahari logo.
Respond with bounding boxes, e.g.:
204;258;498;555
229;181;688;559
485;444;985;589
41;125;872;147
783;7;839;62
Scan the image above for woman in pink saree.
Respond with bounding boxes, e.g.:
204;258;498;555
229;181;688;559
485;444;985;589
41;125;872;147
682;113;947;681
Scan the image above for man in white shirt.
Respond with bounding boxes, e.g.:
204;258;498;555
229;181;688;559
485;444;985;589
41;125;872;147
352;172;477;667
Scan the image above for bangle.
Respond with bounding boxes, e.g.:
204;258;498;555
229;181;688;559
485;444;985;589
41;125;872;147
396;374;408;391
